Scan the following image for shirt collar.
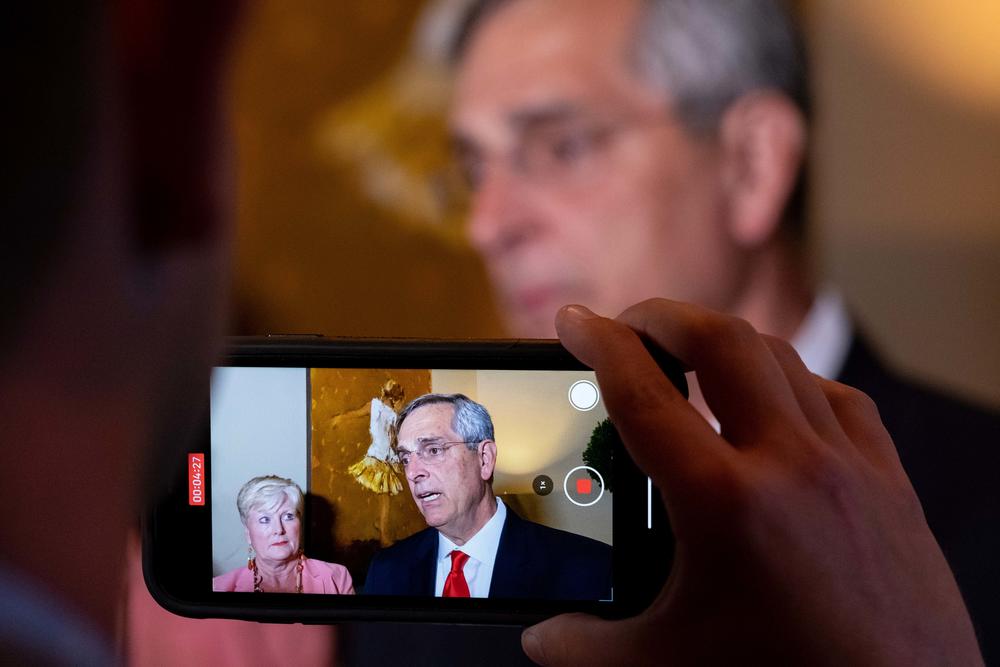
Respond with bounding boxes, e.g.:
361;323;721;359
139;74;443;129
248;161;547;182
790;285;853;380
704;287;853;435
438;497;507;564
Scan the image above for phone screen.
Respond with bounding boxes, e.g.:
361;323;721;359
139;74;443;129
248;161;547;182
145;339;677;624
211;364;613;599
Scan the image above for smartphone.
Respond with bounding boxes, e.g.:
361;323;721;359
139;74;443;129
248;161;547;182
143;336;684;625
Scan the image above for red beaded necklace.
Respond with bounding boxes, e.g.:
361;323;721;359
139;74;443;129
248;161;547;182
250;552;305;593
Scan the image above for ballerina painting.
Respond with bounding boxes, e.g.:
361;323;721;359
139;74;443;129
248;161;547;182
348;379;406;545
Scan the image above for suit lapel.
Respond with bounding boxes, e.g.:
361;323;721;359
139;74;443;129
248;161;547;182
411;528;437;597
835;333;886;390
301;558;321;593
488;509;532;598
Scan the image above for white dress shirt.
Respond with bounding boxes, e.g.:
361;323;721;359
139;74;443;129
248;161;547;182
791;285;853;381
434;497;507;598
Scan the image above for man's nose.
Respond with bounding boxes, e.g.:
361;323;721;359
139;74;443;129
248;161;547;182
406;459;428;482
466;164;536;257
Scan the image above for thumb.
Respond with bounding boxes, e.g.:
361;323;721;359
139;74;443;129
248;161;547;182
522;613;646;666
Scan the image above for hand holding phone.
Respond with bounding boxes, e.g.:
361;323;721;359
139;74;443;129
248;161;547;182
522;301;982;666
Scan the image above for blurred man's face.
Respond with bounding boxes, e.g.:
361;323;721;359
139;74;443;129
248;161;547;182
451;0;739;337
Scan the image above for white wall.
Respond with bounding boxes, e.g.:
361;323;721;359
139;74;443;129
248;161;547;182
210;366;309;575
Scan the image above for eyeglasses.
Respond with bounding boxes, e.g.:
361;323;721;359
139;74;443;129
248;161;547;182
396;441;476;468
453;112;671;192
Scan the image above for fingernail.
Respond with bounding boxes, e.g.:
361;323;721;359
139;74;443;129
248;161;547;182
560;304;597;321
521;627;547;665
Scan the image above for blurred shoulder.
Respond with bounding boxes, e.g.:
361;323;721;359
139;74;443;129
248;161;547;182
838;334;1000;441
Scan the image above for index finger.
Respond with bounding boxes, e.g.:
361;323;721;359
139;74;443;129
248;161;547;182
616;299;811;448
556;305;731;498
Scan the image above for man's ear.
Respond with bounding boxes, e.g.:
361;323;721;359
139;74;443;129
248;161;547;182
718;92;806;248
479;439;497;481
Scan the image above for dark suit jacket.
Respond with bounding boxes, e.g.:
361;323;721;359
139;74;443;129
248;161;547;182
838;335;1000;664
363;506;612;600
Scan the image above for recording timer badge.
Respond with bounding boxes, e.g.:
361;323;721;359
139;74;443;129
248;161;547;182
188;453;205;506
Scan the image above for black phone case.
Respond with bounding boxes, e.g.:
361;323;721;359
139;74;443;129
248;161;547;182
143;337;683;624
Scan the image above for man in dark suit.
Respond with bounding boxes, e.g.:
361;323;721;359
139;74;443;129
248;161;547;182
363;393;612;600
443;0;1000;661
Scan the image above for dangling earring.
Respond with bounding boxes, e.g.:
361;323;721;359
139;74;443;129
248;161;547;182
295;550;305;594
248;544;263;592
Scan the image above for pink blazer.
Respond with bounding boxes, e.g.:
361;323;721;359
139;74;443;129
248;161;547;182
213;558;354;594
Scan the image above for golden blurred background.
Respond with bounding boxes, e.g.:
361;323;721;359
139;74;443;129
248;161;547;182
228;1;1000;406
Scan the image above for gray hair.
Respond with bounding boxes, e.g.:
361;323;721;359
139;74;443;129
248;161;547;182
450;0;810;233
236;475;304;525
451;0;809;131
630;0;809;133
395;393;495;451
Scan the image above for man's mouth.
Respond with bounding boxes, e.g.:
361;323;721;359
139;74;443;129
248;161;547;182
417;491;442;503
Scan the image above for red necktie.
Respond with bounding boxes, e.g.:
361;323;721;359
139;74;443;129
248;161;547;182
443;550;470;598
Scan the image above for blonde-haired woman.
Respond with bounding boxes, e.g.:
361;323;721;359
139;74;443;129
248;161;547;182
213;475;353;594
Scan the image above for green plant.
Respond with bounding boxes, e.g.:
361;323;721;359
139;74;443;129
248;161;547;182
582;417;619;492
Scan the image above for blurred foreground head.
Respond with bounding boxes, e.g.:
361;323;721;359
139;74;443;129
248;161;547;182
1;0;242;641
449;0;811;336
3;1;243;499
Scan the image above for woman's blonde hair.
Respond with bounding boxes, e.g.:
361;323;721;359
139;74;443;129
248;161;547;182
236;475;304;524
